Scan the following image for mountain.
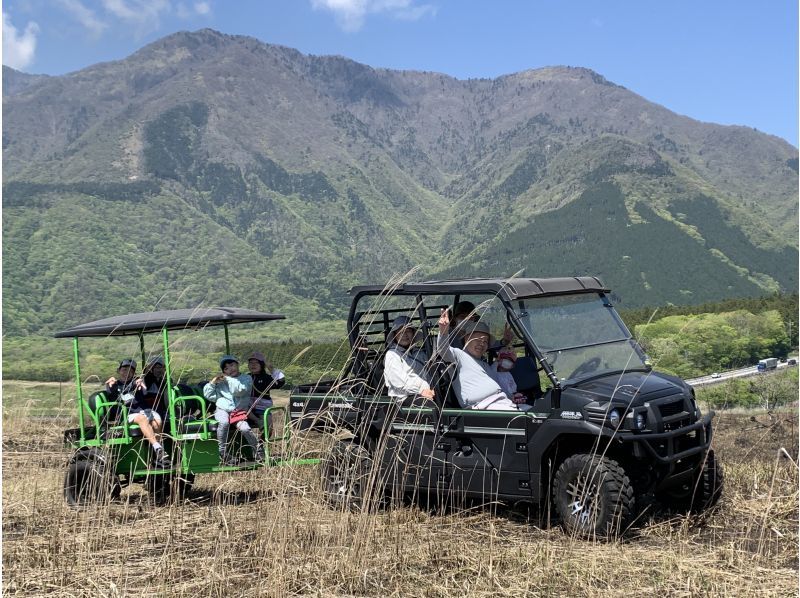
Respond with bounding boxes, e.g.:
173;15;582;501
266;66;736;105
3;29;797;336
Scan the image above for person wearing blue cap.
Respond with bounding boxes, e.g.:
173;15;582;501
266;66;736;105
203;355;263;465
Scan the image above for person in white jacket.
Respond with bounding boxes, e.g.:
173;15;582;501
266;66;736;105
383;316;436;404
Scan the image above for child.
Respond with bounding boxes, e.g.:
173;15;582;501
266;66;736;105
203;355;263;465
492;349;519;400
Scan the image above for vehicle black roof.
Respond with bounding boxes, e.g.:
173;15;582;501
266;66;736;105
349;277;608;301
54;307;285;338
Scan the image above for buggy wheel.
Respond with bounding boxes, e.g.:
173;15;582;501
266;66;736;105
145;473;195;505
320;441;373;511
64;452;120;508
658;449;723;513
552;453;634;539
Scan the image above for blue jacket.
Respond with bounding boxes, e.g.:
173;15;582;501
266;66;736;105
203;375;253;412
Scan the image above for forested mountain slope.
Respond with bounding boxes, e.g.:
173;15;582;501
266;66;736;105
3;29;797;335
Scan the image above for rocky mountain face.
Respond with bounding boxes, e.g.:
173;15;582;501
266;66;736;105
3;29;797;335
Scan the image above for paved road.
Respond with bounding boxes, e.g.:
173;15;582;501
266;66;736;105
687;360;795;387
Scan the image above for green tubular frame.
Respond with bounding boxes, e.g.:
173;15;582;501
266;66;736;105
73;337;85;441
69;323;321;475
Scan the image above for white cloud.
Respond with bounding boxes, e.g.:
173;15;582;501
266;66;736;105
57;0;108;35
311;0;435;32
2;12;39;70
176;1;211;19
194;1;211;16
100;0;171;30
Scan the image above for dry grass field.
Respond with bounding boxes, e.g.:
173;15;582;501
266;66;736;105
2;383;798;597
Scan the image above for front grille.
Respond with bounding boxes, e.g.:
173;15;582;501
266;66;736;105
584;406;609;425
663;417;691;431
658;400;684;417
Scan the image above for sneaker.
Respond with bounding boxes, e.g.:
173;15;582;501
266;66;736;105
255;448;266;463
154;447;172;469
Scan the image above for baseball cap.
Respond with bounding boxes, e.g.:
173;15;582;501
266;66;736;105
146;356;165;367
460;321;491;338
118;358;137;370
219;354;239;369
248;351;266;363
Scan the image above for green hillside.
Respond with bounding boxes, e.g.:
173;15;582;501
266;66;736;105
2;30;797;337
432;182;796;307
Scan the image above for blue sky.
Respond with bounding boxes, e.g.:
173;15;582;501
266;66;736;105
3;1;798;146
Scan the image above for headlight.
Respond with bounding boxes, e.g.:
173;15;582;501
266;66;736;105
634;412;646;430
608;408;621;428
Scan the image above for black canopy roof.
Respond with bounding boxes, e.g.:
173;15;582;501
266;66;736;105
54;307;285;338
349;277;608;302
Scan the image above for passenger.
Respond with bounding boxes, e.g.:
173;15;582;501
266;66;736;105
445;301;479;350
105;358;171;468
447;300;514;351
383;316;435;404
491;349;528;407
247;351;286;430
141;356;170;422
204;355;263;465
436;310;528;411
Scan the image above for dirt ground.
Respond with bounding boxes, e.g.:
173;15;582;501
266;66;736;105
2;402;798;597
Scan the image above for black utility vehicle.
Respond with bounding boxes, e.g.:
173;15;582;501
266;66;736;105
292;277;722;537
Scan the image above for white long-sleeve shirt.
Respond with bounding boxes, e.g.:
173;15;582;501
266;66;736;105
383;345;431;401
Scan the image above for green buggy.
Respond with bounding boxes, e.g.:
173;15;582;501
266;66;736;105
58;307;320;506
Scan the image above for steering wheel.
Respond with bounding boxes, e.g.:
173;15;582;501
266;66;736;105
568;356;602;379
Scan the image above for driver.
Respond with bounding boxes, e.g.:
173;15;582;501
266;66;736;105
383;316;435;404
437;310;529;411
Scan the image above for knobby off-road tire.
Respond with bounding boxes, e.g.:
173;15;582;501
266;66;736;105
64;451;121;508
659;449;723;513
552;453;634;539
320;441;374;511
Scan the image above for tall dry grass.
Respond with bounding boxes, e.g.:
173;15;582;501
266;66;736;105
3;399;798;597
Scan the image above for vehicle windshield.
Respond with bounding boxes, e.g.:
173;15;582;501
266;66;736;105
512;293;649;383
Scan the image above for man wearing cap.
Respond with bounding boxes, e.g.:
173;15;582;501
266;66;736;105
383;315;435;404
203;355;263;465
436;310;526;411
105;359;171;467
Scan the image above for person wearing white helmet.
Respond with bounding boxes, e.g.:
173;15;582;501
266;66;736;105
383;315;435;404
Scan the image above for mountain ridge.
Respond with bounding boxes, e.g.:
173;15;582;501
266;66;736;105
3;29;797;336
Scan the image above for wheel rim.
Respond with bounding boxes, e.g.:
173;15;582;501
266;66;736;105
326;458;362;499
565;472;600;527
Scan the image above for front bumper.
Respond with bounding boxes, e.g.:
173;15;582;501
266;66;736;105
619;411;714;464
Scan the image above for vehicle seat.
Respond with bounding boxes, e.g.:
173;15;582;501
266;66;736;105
511;356;542;400
366;348;388;394
431;361;460;409
173;394;218;435
87;391;119;425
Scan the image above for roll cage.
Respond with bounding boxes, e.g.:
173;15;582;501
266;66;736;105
55;307;285;446
345;277;614;391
